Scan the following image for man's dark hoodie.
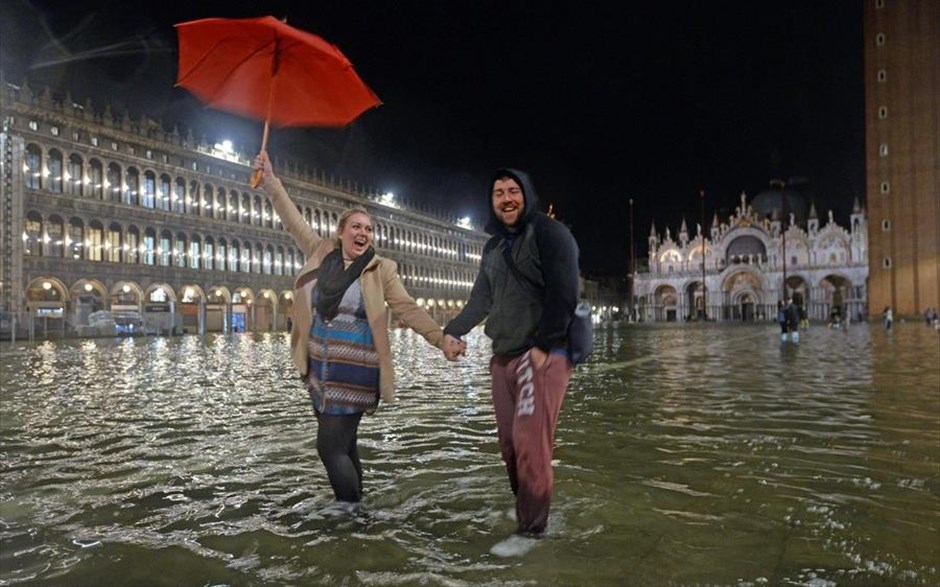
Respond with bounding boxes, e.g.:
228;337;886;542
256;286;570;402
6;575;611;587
444;168;580;356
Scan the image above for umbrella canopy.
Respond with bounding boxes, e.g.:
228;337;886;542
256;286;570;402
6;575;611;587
175;16;381;129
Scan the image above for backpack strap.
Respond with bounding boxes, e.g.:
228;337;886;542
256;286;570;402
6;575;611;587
500;240;542;301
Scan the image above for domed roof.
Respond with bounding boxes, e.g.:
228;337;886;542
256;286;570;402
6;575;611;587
751;182;809;225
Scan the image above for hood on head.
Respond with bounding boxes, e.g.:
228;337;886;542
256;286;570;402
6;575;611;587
484;167;541;235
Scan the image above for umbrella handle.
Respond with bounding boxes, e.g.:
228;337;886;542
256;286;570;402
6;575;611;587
249;119;271;189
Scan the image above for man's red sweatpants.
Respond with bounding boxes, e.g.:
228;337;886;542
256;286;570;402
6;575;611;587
490;349;571;535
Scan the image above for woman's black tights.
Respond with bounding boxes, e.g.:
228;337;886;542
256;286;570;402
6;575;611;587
315;411;364;502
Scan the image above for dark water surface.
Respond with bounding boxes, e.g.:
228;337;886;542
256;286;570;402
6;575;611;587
1;323;938;586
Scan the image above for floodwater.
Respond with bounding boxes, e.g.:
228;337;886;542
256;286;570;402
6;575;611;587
1;322;938;586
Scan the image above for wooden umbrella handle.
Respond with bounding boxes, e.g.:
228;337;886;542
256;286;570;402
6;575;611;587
249;119;271;188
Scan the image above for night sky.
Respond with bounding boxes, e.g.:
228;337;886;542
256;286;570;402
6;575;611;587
1;0;865;277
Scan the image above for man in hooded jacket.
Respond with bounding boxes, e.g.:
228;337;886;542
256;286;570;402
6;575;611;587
444;168;581;540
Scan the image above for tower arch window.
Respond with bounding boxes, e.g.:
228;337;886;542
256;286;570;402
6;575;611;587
218;239;228;272
143;228;156;265
216;187;227;221
66;154;83;196
878;106;887;119
106;223;122;263
159;230;172;266
47;149;63;193
24;212;43;256
89;159;104;199
190;236;201;270
175;233;187;268
174;178;186;213
880;182;890;194
87;221;103;261
263;245;273;274
25;144;42;189
126;226;140;264
125;167;140;206
158;175;172;211
107;163;122;202
142;171;156;208
47;215;64;257
204;237;215;271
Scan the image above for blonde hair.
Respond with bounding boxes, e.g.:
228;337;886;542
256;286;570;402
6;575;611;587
334;207;373;248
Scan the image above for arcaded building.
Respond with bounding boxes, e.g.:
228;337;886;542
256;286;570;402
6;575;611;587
0;81;488;338
634;188;868;323
864;0;940;317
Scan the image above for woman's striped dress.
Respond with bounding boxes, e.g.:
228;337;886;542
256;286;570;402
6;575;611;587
304;280;381;415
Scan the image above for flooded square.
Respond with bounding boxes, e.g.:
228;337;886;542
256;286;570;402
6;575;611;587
1;322;938;585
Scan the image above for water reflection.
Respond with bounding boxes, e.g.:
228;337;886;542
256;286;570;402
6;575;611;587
1;324;938;586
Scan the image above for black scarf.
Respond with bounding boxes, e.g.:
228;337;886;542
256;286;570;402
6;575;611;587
314;247;375;321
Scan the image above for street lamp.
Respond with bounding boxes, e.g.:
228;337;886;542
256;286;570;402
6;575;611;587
770;179;787;300
700;189;706;320
628;197;635;322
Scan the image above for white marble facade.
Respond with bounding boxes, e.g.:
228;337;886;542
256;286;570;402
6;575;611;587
633;191;868;323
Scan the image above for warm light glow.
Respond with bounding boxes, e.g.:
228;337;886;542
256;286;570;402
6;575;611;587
84;283;93;292
42;281;52;290
122;284;130;293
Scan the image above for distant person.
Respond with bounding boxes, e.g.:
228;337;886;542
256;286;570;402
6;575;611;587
883;306;893;331
786;298;801;343
442;168;581;554
777;300;788;342
253;152;464;504
829;305;842;329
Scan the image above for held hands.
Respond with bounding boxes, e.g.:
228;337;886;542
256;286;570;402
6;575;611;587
443;334;467;362
251;151;275;188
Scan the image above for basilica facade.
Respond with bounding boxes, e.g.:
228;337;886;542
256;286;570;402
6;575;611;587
633;189;868;323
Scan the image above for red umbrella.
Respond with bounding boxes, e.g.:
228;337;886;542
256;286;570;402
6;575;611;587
175;16;381;186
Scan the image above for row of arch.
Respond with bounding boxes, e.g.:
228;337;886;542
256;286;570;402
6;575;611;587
21;209;476;292
21;275;473;337
23;210;302;276
644;270;863;323
655;232;854;274
23;141;484;263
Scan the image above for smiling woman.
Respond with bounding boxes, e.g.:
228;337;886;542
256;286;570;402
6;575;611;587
252;150;462;504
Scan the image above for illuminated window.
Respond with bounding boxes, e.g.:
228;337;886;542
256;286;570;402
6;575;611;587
47;149;63;193
87;222;103;262
24;212;42;256
25;144;41;189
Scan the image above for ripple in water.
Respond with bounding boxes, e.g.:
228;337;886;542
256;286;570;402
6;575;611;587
1;323;938;586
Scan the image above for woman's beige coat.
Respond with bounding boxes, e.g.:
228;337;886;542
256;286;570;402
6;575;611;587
262;175;445;404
